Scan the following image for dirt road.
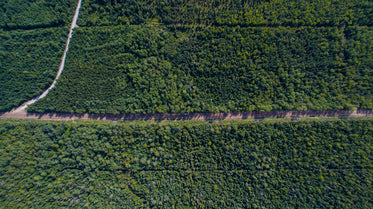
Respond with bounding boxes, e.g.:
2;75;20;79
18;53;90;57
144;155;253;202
1;109;372;121
3;0;372;122
15;0;82;112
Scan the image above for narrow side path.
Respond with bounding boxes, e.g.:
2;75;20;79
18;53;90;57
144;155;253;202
12;0;82;113
1;109;372;121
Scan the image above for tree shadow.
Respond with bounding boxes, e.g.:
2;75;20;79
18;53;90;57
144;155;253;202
6;109;372;121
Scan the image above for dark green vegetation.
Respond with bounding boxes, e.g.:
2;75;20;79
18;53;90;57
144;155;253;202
1;0;371;114
0;0;76;29
0;28;68;112
0;0;76;112
1;118;372;207
29;25;373;113
78;0;373;27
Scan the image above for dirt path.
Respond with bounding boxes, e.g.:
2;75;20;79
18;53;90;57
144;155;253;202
13;0;82;112
3;0;372;122
1;109;372;121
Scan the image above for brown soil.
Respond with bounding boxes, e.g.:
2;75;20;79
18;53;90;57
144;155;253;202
1;109;372;121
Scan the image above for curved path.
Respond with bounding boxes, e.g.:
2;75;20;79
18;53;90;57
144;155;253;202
3;0;372;121
13;0;82;112
1;109;372;121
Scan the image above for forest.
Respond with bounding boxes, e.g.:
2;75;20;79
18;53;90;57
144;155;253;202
1;0;372;114
0;118;372;207
0;0;76;112
28;25;373;114
78;0;373;27
1;1;372;208
0;0;76;29
0;28;68;112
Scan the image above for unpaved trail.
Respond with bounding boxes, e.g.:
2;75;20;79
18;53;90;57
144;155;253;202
13;0;82;113
3;0;372;121
1;110;372;121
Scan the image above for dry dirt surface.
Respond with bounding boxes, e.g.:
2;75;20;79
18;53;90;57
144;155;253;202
1;109;372;121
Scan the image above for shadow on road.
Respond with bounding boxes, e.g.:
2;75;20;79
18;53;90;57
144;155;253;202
4;109;369;121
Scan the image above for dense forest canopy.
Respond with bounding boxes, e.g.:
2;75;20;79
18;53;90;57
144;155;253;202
1;1;372;208
78;0;373;26
0;118;372;207
0;28;68;112
28;25;373;114
0;0;76;112
0;0;76;29
1;0;372;114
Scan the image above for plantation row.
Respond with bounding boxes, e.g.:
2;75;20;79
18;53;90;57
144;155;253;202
28;25;373;114
0;28;69;112
0;0;76;29
79;0;373;27
1;119;372;207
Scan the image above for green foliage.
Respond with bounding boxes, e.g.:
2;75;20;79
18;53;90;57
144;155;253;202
0;0;77;111
0;28;68;112
0;0;77;29
28;26;200;114
28;26;373;113
78;0;373;27
134;170;372;208
0;118;372;207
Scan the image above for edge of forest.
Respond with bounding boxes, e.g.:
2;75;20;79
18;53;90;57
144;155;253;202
1;109;372;121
